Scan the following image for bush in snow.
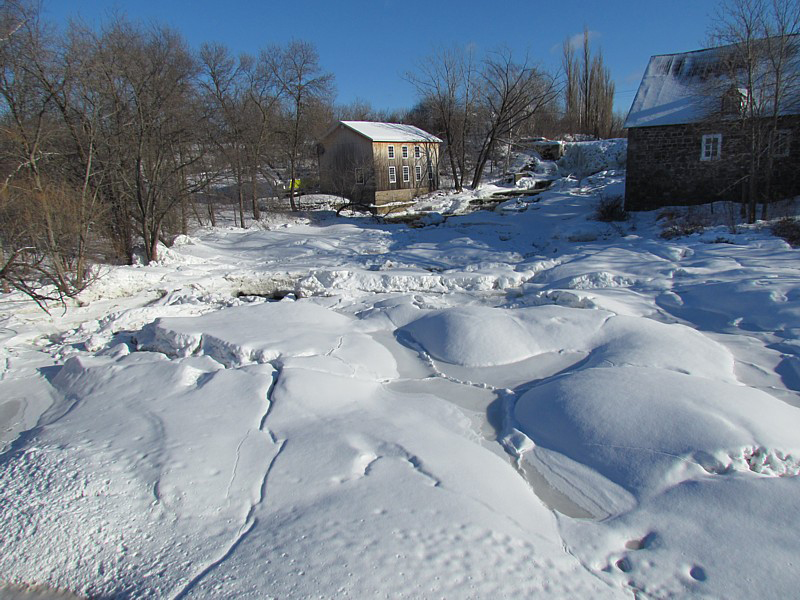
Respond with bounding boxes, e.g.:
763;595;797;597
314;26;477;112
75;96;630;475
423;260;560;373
772;217;800;247
657;207;708;239
594;195;628;222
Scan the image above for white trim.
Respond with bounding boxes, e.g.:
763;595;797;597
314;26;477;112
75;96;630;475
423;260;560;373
402;165;410;182
389;166;396;183
387;145;395;159
415;165;422;181
414;145;421;159
402;145;409;159
700;133;722;161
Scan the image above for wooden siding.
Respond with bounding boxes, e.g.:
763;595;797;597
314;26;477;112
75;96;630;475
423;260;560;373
318;124;376;205
318;123;441;212
372;141;439;194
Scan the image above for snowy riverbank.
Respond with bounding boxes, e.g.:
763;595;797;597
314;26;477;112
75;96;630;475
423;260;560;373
1;160;799;598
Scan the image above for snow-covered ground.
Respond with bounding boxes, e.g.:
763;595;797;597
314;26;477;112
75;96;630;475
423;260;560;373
1;146;799;599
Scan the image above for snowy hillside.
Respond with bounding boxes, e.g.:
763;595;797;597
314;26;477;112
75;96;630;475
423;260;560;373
1;150;799;599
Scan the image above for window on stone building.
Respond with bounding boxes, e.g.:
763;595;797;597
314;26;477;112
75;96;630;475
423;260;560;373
721;86;746;116
773;129;791;157
701;133;722;161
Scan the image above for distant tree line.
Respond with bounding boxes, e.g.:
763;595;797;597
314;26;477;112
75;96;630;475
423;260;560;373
562;27;617;139
404;33;622;193
0;0;627;305
0;0;335;304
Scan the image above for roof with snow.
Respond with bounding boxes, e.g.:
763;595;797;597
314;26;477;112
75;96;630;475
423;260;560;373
625;36;800;128
336;121;442;143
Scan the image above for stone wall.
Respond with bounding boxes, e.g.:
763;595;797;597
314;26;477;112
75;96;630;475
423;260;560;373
625;116;800;211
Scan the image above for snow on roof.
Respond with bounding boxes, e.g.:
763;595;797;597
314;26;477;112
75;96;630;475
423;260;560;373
339;121;443;143
625;37;800;128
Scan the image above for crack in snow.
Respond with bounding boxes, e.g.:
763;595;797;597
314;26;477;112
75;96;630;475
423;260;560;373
171;364;284;598
170;516;258;600
224;430;252;502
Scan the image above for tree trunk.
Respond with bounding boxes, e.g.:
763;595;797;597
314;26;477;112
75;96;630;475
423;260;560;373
251;168;261;220
236;169;246;228
207;197;217;227
446;142;461;193
0;245;9;294
289;156;298;211
471;133;496;189
149;226;159;263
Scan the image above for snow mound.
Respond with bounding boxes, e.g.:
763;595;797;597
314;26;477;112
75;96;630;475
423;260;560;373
138;301;398;380
400;304;614;367
399;307;536;367
138;301;354;365
588;315;736;381
557;139;627;179
515;366;800;498
659;278;800;334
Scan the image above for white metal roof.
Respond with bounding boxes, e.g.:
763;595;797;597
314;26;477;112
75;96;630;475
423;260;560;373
339;121;442;143
625;37;800;128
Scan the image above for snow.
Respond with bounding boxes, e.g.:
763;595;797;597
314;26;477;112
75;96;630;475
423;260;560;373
1;142;799;598
624;51;710;128
337;121;443;143
625;40;800;128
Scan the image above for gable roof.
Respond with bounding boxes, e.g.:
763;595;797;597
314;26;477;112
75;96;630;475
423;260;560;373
336;121;442;143
625;36;800;128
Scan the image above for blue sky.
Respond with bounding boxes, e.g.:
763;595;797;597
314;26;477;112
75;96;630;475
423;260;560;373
44;0;718;115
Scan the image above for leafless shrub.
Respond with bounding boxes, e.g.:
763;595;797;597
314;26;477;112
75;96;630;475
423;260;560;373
594;194;628;222
772;217;800;246
658;207;709;239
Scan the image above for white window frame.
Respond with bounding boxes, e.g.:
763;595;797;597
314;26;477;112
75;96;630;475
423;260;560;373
355;167;364;185
387;145;395;160
415;165;422;181
388;166;396;183
401;145;409;159
773;129;791;157
700;133;722;161
402;165;410;182
414;145;421;159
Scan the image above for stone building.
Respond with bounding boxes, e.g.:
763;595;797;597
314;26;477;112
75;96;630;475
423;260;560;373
318;121;442;214
625;39;800;211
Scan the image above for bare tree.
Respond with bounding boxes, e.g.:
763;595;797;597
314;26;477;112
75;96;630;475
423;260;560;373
0;0;102;303
267;40;334;210
562;37;581;132
470;48;558;188
406;46;477;192
243;54;281;219
90;20;208;263
199;43;252;227
709;0;800;222
561;28;616;138
336;97;377;121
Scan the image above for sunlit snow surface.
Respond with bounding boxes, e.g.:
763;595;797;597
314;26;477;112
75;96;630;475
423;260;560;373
1;164;800;599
